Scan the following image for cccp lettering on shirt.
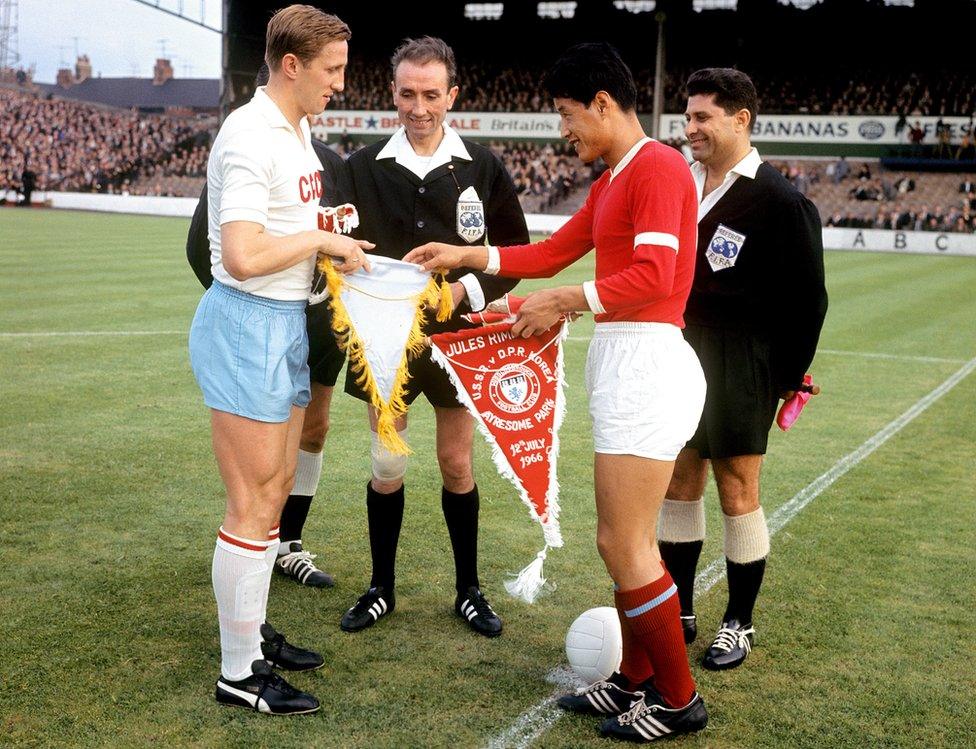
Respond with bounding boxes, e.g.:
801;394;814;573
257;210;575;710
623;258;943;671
298;171;323;203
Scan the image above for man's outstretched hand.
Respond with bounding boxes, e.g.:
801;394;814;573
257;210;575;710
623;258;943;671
404;242;482;272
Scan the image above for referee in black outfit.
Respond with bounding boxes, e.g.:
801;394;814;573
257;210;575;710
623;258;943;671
186;67;346;591
657;68;828;670
336;37;528;638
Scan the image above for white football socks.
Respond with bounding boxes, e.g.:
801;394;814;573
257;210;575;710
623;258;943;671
263;525;280;622
212;527;271;681
723;507;770;564
292;449;324;497
658;497;707;543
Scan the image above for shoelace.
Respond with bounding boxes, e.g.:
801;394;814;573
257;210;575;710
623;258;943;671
618;697;656;726
264;632;289;662
711;625;754;653
263;670;299;697
577;678;613;696
578;678;642;700
278;550;320;572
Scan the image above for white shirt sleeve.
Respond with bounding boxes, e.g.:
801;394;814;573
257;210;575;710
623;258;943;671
484;245;501;275
458;273;486;312
582;280;606;314
218;129;273;226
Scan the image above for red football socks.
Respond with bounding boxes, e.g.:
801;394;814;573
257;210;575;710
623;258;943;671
615;570;696;708
614;588;654;687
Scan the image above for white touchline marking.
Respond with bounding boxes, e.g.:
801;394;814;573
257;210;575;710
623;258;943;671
566;336;965;364
484;355;976;749
484;667;580;749
817;348;966;365
0;330;185;338
695;355;976;591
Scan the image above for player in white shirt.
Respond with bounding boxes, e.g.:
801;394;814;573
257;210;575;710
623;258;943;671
187;5;371;715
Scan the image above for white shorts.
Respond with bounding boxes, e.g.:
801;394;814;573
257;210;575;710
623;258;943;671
585;322;706;461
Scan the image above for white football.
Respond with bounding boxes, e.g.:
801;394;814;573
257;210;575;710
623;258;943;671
565;606;622;683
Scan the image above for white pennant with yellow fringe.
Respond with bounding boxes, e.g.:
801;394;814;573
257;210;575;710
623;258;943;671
317;253;451;454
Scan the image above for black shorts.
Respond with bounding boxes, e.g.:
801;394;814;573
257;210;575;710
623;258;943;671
683;324;779;459
306;301;345;387
344;345;462;409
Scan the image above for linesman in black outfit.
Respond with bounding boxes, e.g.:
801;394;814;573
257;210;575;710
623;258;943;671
337;37;528;637
186;65;346;591
658;68;827;670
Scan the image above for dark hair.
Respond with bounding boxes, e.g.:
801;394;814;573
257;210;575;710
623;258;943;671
686;68;758;127
542;43;637;112
390;36;457;88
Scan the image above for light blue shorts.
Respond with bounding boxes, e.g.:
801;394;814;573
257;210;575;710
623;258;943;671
188;281;311;423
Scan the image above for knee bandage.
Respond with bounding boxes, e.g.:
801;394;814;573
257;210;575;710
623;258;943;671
723;507;770;563
371;429;408;482
658;497;706;543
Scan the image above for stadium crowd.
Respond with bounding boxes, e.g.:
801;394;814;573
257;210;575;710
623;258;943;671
0;88;210;195
771;157;976;234
327;60;976;118
4;81;974;232
1;83;597;211
825;202;975;233
746;70;976;118
489;140;601;213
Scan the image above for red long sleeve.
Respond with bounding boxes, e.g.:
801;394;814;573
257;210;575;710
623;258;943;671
497;197;594;278
498;141;698;325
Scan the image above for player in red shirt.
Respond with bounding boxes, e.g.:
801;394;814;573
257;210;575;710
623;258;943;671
405;43;707;744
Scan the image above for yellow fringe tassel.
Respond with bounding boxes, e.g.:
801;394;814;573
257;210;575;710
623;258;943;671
435;272;453;322
317;259;451;455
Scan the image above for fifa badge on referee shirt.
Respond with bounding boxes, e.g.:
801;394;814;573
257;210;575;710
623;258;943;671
706;224;747;272
456;186;485;242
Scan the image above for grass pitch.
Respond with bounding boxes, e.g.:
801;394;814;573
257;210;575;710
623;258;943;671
1;209;975;748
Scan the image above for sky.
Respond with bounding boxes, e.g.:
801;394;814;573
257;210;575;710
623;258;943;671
16;0;222;82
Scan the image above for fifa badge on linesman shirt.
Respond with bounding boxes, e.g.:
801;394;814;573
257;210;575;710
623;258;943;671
456;186;486;242
706;223;747;272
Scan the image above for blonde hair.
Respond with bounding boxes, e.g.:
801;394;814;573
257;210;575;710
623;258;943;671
265;5;350;71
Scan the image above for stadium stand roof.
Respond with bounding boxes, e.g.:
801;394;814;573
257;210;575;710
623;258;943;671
224;0;971;61
215;0;975;123
36;77;218;112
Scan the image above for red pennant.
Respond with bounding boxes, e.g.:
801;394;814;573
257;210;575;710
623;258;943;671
461;293;525;325
429;321;566;550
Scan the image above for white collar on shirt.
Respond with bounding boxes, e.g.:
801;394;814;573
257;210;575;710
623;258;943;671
691;146;762;220
376;124;472;179
251;87;311;141
608;136;653;182
690;146;761;183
